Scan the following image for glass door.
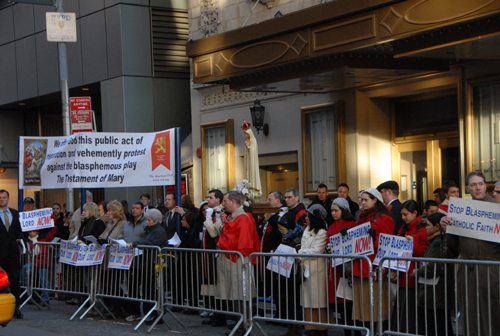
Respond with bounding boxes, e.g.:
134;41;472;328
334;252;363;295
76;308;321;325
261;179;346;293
394;138;459;203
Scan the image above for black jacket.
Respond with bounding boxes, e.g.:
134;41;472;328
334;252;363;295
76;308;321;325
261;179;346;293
388;199;404;235
78;217;106;242
0;208;24;262
261;213;283;253
309;197;334;224
132;223;167;248
346;197;360;217
161;210;182;240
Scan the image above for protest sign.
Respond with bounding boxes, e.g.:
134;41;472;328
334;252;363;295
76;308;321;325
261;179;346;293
20;208;54;232
108;245;135;270
373;233;413;272
329;222;374;266
266;244;297;278
446;197;500;244
19;130;176;189
59;240;106;266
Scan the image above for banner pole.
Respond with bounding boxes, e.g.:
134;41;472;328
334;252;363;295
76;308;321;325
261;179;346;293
175;128;182;234
18;137;23;210
56;0;74;212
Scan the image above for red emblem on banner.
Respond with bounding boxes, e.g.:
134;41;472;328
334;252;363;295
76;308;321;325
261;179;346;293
151;130;171;170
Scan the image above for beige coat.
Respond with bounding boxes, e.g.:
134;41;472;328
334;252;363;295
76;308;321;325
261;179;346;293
299;227;327;308
98;218;126;242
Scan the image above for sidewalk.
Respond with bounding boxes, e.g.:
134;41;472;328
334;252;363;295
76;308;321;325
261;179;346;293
10;300;291;336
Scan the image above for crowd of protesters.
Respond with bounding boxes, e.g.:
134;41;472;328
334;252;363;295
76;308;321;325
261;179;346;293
0;171;499;336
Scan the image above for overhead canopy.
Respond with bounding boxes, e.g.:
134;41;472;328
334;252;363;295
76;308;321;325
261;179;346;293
187;0;500;92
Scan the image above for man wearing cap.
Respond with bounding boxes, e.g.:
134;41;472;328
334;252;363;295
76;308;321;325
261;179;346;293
0;189;25;319
377;180;403;235
23;196;35;211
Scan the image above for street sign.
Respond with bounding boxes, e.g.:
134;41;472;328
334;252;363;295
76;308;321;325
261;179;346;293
70;97;93;134
46;12;77;42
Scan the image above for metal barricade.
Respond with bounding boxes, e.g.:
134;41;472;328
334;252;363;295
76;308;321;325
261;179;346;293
93;245;162;332
378;256;500;336
21;242;103;320
160;247;249;336
250;252;373;336
19;249;31;306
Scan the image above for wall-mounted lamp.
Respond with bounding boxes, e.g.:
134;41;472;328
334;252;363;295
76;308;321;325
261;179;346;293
249;100;269;136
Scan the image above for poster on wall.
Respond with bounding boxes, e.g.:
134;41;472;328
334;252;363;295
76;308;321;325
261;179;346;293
19;130;176;189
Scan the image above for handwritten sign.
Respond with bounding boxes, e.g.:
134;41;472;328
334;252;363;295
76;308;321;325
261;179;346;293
20;208;54;232
329;222;374;266
107;245;135;270
59;240;106;266
446;197;500;244
266;244;297;278
373;233;413;272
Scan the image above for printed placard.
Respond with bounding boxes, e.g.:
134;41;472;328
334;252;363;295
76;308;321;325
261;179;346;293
373;233;413;272
59;240;106;266
446;197;500;244
266;244;297;278
329;222;374;266
107;245;135;270
20;208;54;232
19;130;176;189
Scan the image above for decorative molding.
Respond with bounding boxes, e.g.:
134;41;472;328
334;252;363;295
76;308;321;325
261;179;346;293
199;0;220;37
200;89;273;110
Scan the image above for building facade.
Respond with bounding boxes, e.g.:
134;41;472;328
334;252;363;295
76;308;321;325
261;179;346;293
0;0;192;208
187;0;500;204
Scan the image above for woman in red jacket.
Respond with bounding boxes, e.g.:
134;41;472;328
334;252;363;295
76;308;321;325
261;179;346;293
390;200;429;334
352;188;394;330
327;197;356;335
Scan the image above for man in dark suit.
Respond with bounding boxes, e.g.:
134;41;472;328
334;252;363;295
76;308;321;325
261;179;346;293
377;180;404;235
161;192;182;241
0;189;25;319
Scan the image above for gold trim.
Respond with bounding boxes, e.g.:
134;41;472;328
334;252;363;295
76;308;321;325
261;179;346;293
194;57;213;78
312;14;376;52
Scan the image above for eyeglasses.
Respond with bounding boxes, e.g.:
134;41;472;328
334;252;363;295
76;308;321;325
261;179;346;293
52;207;60;210
493;189;500;194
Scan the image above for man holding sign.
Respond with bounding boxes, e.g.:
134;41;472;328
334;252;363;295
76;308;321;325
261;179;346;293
440;171;500;336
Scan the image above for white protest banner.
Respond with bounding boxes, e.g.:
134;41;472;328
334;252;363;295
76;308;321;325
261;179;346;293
329;222;374;266
446;197;500;244
266;244;297;278
59;240;106;266
19;130;176;189
20;208;54;232
373;233;413;272
107;245;135;270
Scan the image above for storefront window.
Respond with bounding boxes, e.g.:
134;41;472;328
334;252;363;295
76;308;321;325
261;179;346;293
473;83;500;182
302;104;341;194
201;119;234;193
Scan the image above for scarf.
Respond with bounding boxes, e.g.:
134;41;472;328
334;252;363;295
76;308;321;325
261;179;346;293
29;234;41;255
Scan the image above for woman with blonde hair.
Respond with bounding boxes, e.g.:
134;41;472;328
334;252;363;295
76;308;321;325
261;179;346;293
98;200;126;244
77;202;106;243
